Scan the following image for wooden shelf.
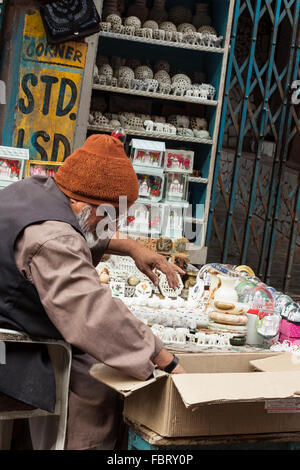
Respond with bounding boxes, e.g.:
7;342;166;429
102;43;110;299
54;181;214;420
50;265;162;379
88;125;213;145
92;84;218;107
99;31;225;54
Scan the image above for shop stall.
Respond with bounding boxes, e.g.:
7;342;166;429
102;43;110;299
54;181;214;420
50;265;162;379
92;257;300;448
74;0;236;265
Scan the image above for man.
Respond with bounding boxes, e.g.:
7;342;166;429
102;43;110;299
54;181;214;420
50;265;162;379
0;134;185;450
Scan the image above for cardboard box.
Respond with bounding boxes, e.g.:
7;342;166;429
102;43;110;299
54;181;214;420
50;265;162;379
90;352;300;437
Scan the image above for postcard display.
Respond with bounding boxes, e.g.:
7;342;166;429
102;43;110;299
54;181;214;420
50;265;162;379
0;146;29;189
83;0;235;263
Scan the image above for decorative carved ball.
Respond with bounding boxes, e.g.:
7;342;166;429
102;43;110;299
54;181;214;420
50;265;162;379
154;60;170;73
168;115;190;128
154;70;171;84
111;23;125;34
99;64;113;79
125;16;142;28
116;66;135;81
190;117;208;130
196;129;210;139
126;116;144;130
168;5;192;26
106;14;122;25
178;23;196;34
159;21;177;32
172;74;192;85
198;25;217;35
109;119;121;128
177;128;194;137
93;113;109;126
135;65;154;80
99;22;111;32
143;20;159;30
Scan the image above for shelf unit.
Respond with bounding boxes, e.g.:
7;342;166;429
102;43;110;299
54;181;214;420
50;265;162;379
98;30;225;54
92;84;218;106
75;0;236;264
87;124;213;144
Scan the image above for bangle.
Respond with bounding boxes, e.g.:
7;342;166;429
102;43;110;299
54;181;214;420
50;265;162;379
163;356;179;374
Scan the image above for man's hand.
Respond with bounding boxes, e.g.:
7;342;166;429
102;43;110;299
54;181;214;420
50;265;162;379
153;348;185;374
133;245;185;289
107;234;185;289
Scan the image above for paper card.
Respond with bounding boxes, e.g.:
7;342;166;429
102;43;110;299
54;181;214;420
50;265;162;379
109;282;126;298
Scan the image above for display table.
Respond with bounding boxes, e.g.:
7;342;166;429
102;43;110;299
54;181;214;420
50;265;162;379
125;419;300;451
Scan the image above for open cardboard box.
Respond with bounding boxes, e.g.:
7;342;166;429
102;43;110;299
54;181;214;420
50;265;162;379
90;352;300;437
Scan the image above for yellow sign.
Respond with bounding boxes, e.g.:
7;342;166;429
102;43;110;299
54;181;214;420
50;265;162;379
14;12;87;162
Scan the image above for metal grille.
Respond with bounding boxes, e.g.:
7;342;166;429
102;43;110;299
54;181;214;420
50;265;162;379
207;0;300;296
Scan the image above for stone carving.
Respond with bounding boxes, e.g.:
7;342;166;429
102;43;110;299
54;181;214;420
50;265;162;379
98;74;107;86
142;79;159;93
171;82;188;97
144;120;154;132
125;116;144;130
106;14;122;26
172;31;183;43
154;70;171;84
183;32;198;45
124;25;136;36
190;117;208;130
99;22;111;32
153;29;165;40
116;66;135;81
135;65;154;80
136;27;153;38
111;23;125;34
178;23;196;34
159;82;171;94
99;64;113;81
143;20;159;30
131;78;144;90
125;16;142;28
159;21;177;32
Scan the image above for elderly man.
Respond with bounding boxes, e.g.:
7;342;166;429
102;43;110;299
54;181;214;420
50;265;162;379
0;134;185;450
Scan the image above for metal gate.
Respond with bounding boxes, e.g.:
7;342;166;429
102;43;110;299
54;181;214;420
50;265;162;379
206;0;300;296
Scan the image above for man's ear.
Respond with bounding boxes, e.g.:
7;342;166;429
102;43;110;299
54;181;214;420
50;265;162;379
69;198;78;206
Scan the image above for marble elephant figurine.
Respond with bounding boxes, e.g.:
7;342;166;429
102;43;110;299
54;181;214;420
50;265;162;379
142;79;159;93
182;32;198;46
131;79;144;91
144;120;154;132
171;82;188;97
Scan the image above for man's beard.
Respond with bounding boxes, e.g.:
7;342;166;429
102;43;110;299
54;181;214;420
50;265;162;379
75;204;98;249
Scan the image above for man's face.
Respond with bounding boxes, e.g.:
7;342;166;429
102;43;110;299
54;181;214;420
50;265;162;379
69;199;120;247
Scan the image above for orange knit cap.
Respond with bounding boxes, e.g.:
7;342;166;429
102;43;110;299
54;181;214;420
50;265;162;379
54;134;139;207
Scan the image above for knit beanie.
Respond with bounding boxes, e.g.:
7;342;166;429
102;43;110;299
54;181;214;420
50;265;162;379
54;134;139;207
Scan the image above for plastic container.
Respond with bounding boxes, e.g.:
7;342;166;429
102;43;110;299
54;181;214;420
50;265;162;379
130;139;165;169
164;149;194;173
135;167;165;202
165;172;189;202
